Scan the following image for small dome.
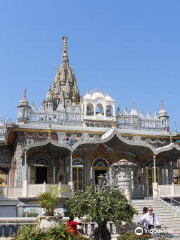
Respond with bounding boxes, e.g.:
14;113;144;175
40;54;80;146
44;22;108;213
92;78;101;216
159;101;168;117
105;95;113;101
159;108;168;117
92;91;104;99
83;93;92;100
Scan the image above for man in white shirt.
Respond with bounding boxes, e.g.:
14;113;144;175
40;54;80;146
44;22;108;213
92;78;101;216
141;207;160;230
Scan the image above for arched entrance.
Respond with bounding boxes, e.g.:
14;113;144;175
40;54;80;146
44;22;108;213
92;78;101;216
92;158;109;185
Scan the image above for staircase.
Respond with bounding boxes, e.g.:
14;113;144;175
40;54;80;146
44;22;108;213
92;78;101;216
129;199;180;239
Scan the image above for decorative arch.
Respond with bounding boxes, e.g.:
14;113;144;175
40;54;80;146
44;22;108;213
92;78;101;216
106;105;113;117
28;153;54;167
72;158;84;166
89;144;114;164
95;103;104;115
92;158;109;167
86;103;94;116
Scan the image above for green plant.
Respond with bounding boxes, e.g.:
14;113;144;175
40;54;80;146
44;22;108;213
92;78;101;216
38;186;65;216
14;223;88;240
118;233;153;240
14;225;45;240
46;223;73;240
66;186;137;240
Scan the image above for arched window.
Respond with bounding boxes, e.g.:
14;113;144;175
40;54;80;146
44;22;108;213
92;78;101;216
93;158;109;167
95;103;104;115
86;103;94;116
106;105;113;117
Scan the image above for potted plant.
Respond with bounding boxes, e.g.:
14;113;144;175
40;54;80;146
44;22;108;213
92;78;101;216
38;186;65;230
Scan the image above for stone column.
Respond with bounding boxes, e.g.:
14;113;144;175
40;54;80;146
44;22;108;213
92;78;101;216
14;144;24;187
143;167;147;197
164;161;169;184
168;161;174;184
153;155;157;183
116;168;132;202
70;152;73;190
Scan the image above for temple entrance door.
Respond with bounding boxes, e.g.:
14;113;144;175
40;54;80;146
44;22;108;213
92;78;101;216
36;167;47;184
147;168;159;196
94;169;107;185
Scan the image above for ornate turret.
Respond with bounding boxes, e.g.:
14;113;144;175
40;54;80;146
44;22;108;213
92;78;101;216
159;101;169;131
123;107;129;116
44;85;54;112
17;89;31;123
130;103;138;116
116;105;121;116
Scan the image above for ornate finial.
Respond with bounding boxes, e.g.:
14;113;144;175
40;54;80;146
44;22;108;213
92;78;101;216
112;117;116;128
175;121;178;133
72;85;76;106
62;36;68;58
23;89;27;99
161;100;164;110
87;88;89;93
132;102;135;109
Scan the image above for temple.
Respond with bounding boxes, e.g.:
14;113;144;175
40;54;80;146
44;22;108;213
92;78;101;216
0;37;180;216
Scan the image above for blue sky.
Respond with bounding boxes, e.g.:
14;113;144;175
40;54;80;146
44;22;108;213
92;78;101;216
0;0;180;131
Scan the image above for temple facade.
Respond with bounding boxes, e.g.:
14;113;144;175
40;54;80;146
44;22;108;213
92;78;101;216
0;37;180;203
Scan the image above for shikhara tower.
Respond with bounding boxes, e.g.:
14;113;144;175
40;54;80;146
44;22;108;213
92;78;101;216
0;36;179;211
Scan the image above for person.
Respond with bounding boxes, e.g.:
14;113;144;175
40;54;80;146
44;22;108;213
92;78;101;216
67;215;82;236
141;207;160;230
138;207;148;224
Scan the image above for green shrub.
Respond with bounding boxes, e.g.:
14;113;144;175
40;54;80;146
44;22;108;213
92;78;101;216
14;223;88;240
14;225;45;240
118;233;153;240
46;223;74;240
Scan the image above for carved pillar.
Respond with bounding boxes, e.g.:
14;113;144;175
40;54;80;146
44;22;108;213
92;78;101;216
84;148;89;191
24;150;27;181
164;161;169;184
14;144;24;187
153;155;157;183
70;152;73;190
143;167;147;197
168;161;174;184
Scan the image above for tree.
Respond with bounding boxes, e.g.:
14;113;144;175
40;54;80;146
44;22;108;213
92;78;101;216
66;186;137;240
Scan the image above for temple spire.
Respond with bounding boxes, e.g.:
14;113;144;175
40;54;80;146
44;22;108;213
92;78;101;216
161;100;164;110
62;36;68;59
23;89;27;99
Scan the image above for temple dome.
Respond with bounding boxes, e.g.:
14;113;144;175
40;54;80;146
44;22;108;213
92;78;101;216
105;95;114;101
83;93;92;100
92;91;104;99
